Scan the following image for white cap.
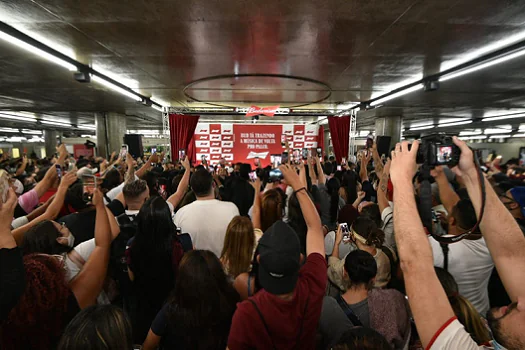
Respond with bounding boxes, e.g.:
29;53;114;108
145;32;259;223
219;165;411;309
13;179;24;195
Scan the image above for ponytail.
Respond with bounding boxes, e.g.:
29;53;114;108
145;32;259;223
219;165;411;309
366;228;385;247
449;294;491;345
353;217;385;247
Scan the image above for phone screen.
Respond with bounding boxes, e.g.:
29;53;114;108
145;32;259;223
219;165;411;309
81;175;98;202
179;149;186;160
151;147;157;154
55;164;62;179
340;223;350;243
119;145;128;159
269;169;283;180
302;148;308;160
337;165;342;171
316;147;322;156
281;152;289;164
249;171;257;181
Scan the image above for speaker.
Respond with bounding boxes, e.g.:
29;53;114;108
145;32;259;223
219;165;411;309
376;136;392;158
124;134;144;159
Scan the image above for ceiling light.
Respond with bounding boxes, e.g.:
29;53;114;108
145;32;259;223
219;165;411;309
409;125;435;131
437;120;473;127
0;128;19;133
462;135;487;140
21;129;42;135
151;97;170;107
459;129;482;136
0;112;37;123
482;113;525;122
512;134;525;138
484;128;513;134
5;136;26;142
78;125;96;130
489;135;511;139
440;47;525;82
91;75;142;102
369;84;423;107
0;30;77;71
80;135;95;138
151;104;163;112
41;120;72;127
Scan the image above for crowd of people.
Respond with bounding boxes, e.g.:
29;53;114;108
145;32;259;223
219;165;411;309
0;137;524;350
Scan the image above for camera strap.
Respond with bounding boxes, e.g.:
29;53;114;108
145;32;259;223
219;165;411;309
429;153;486;244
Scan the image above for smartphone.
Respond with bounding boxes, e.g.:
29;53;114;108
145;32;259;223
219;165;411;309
179;149;186;160
341;157;347;165
201;155;207;162
316;147;322;156
119;144;128;159
302;148;308;160
55;164;62;179
249;171;257;181
340;223;350;243
151;147;157;154
281;135;287;147
281;152;289;164
337;165;342;171
81;175;99;202
0;170;9;203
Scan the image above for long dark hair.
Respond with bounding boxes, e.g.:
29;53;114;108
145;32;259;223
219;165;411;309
166;250;239;350
342;171;358;205
327;177;341;223
287;192;310;254
58;305;133;350
20;220;73;256
130;197;178;290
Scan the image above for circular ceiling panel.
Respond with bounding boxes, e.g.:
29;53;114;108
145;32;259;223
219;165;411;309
183;74;331;108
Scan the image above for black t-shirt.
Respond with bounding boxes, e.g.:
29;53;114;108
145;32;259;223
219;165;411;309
0;248;25;321
58;200;125;247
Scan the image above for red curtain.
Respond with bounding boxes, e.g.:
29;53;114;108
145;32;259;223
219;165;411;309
169;114;200;162
327;116;350;162
317;125;325;156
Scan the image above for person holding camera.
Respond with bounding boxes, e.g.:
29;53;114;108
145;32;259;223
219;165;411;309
390;137;525;349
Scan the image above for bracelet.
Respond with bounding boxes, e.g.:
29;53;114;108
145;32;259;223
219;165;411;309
294;187;307;194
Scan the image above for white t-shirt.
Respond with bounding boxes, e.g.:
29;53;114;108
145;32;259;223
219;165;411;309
429;318;493;349
429;236;494;315
174;199;239;257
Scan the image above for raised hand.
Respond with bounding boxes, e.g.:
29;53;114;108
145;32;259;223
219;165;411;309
390;141;419;186
279;164;303;191
181;156;190;170
59;171;78;188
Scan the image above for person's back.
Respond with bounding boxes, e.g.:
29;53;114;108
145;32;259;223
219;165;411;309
228;221;327;349
430;236;493;315
174;169;239;257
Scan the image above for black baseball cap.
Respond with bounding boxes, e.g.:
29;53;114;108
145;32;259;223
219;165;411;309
258;220;301;295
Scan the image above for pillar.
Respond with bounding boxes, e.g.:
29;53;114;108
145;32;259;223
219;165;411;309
44;130;58;158
374;116;402;148
95;112;127;159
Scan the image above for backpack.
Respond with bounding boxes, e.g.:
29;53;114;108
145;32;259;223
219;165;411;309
110;213;139;299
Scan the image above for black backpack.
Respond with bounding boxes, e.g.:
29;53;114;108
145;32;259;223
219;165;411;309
110;213;139;298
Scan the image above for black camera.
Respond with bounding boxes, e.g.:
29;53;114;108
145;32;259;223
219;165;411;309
415;133;460;167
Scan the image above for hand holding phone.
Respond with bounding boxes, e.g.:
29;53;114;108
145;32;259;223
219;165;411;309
339;223;351;243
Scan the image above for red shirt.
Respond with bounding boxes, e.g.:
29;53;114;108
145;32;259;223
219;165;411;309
228;253;327;350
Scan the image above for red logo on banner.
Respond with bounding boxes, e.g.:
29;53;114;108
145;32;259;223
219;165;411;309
222;148;233;153
211;142;221;147
197;148;209;153
246;105;280;117
306;136;316;141
211;155;221;160
306;130;315;134
198;135;209;140
295;143;304;148
210;135;221;140
223;135;233;141
223;129;232;133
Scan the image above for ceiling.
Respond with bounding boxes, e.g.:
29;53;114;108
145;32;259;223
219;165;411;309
1;0;525;135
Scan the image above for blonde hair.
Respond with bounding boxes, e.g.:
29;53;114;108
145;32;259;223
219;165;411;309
220;216;255;278
261;189;284;232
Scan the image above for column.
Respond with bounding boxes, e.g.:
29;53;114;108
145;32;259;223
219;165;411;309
44;130;58;158
95;112;127;159
374;116;402;148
